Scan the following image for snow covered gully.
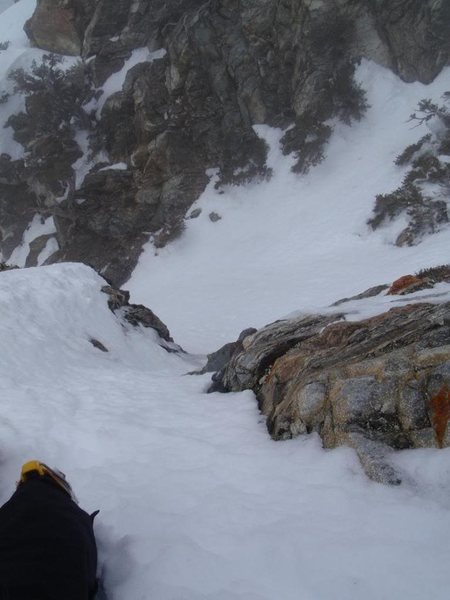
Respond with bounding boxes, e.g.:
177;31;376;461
0;263;449;599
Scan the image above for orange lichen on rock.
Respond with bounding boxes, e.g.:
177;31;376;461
388;274;421;295
429;385;450;448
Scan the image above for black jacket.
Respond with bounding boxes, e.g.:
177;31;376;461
0;476;97;600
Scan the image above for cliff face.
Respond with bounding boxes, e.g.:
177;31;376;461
0;0;449;284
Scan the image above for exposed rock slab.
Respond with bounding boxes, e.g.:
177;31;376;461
194;327;257;376
24;0;86;56
213;297;450;484
101;283;181;350
365;0;450;84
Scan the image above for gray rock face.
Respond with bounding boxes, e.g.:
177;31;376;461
212;283;450;484
25;234;55;267
0;155;40;262
195;327;257;375
1;0;448;283
101;283;180;348
347;433;403;486
213;314;344;392
365;0;450;84
24;0;85;56
81;0;209;82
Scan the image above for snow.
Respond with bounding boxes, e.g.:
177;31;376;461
96;48;167;117
99;162;128;172
128;61;450;353
0;1;14;15
281;281;450;326
0;4;450;599
72;129;93;190
8;213;57;267
72;129;110;190
1;263;450;600
37;235;59;266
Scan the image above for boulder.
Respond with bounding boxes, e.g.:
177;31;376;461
195;327;257;376
364;0;450;84
100;284;177;346
24;0;85;56
213;288;450;484
25;234;56;267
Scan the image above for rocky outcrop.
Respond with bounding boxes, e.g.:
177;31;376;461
0;262;18;272
0;154;44;262
365;0;450;84
193;327;257;375
210;275;450;484
24;0;95;56
101;283;181;350
1;0;449;283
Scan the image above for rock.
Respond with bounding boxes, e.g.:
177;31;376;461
296;381;327;431
89;337;108;352
214;299;450;483
0;156;40;263
209;212;221;222
46;168;150;285
7;0;450;285
332;284;389;306
0;262;18;272
24;0;84;56
196;327;257;376
100;283;174;344
25;234;55;267
346;433;403;486
82;0;208;84
187;208;202;219
330;376;407;449
0;154;25;186
397;379;429;430
218;314;343;392
101;285;130;310
364;0;450;84
121;305;173;342
388;275;424;295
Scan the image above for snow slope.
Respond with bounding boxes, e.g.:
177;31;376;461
128;61;450;353
0;1;13;17
1;263;450;600
0;3;450;599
